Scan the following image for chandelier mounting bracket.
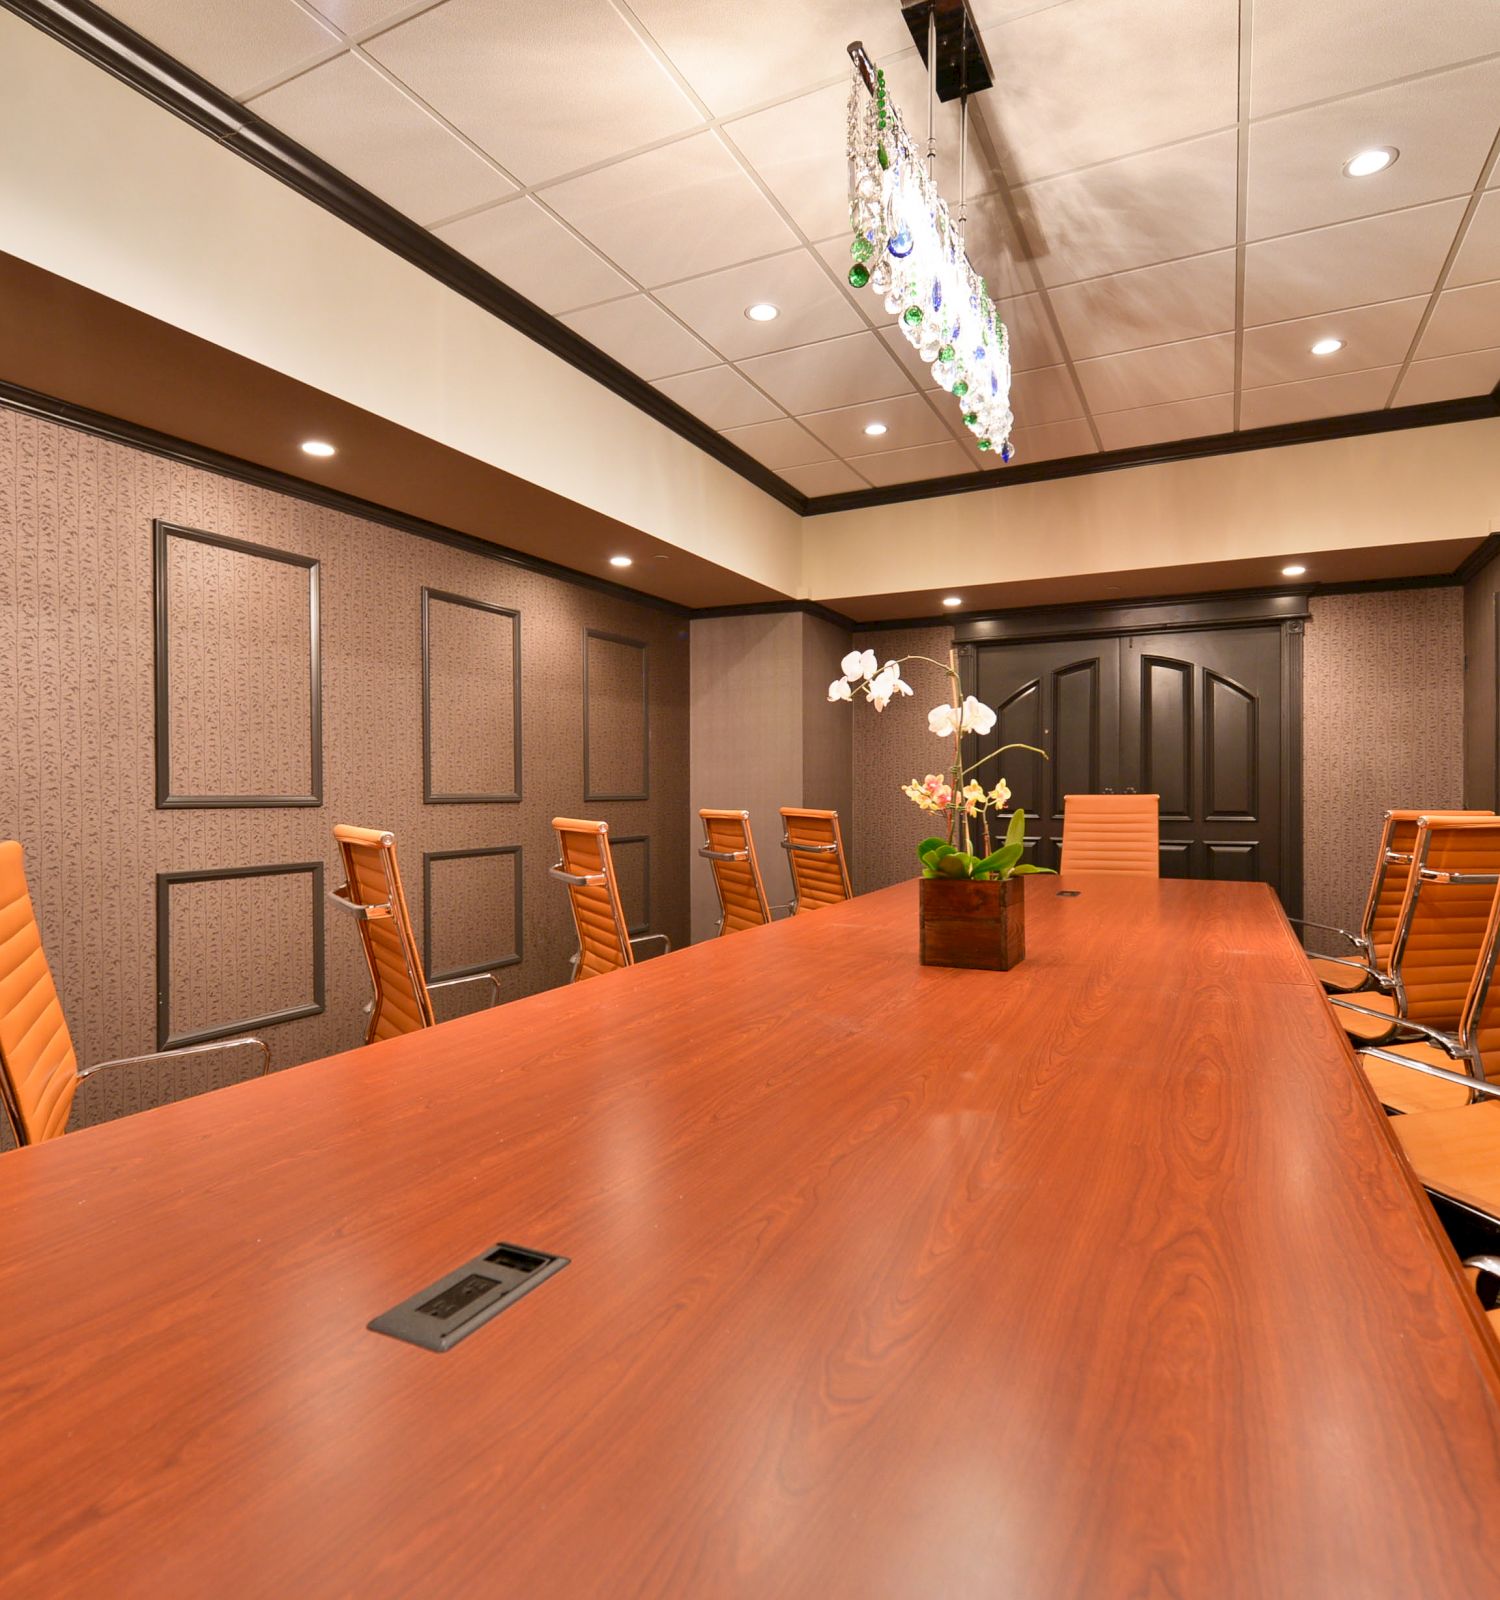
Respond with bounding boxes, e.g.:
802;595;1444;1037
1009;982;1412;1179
900;0;994;102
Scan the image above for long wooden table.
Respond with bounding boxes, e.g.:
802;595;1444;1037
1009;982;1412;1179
4;876;1500;1596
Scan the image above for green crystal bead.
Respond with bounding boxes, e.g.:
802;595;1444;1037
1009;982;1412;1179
962;411;978;426
850;235;873;262
848;263;871;289
938;343;955;362
877;142;889;169
952;379;968;397
902;305;923;326
977;439;993;451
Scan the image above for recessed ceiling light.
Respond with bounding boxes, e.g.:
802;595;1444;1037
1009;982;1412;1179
863;422;888;437
745;303;779;322
609;555;633;568
300;439;335;458
941;595;962;607
1310;337;1344;356
1282;564;1307;577
1343;147;1397;178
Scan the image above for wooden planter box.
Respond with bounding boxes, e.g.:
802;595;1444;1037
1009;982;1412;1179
919;876;1025;971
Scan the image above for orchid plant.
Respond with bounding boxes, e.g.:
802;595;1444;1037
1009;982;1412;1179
829;648;1054;882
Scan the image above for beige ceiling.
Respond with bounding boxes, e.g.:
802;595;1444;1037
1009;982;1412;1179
76;0;1500;496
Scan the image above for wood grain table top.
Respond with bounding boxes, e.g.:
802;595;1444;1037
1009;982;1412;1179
3;875;1500;1598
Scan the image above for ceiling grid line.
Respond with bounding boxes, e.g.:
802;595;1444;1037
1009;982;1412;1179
1231;0;1252;429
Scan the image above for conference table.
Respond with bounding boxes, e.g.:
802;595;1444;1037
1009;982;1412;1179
4;875;1500;1597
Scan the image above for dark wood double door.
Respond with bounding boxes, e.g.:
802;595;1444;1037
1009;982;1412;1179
966;623;1297;906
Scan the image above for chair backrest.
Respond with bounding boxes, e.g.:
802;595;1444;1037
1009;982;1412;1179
1364;809;1491;979
331;825;435;1043
1388;817;1500;1031
780;808;852;913
0;841;80;1145
699;810;771;935
1059;794;1160;877
552;818;633;980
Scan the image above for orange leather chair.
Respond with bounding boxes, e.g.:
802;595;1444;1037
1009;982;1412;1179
1295;808;1490;995
551;818;670;981
1332;816;1500;1051
1058;793;1159;876
780;808;852;913
329;824;502;1043
0;839;268;1147
699;810;791;936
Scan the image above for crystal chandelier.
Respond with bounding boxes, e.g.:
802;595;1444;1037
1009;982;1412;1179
845;37;1015;462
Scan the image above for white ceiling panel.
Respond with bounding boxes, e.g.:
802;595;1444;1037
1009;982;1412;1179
248;54;514;229
627;0;912;117
1095;394;1234;452
100;0;339;99
1451;191;1500;287
981;0;1238;185
1240;296;1427;387
1047;251;1236;361
958;192;1040;302
364;0;701;184
303;1;433;38
1242;197;1468;325
1395;347;1500;406
434;197;631;313
722;83;851;241
1249;0;1500;118
1075;332;1236;413
541;134;798;287
879;326;944;390
720;418;833;469
654;250;864;360
1008;364;1086;425
846;441;977;487
809;234;886;329
998;295;1069;373
737;332;913;415
879;47;999;205
800;394;954;458
1239;365;1402;430
1246;59;1500;240
1417;279;1500;359
781;459;871;496
652;365;783;429
1016;130;1239;287
1006;418;1100;462
559;296;715;380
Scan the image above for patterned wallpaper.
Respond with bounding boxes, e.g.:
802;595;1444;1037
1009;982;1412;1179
0;404;688;1137
426;594;518;799
1301;588;1465;935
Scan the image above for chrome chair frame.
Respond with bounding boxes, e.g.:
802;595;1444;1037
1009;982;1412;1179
1290;842;1415;991
779;835;850;914
548;862;671;979
698;811;792;935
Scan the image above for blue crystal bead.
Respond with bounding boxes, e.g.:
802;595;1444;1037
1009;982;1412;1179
1001;442;1014;463
887;228;913;258
931;278;942;311
973;345;986;362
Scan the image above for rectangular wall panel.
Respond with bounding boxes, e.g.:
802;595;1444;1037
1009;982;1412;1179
584;630;649;801
422;845;523;981
423;589;521;803
156;862;325;1048
154;521;321;806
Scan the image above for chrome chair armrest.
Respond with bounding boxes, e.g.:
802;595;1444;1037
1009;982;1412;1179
698;847;749;863
1464;1256;1500;1308
1287;917;1365;951
1358;1046;1500;1099
549;862;608;887
1382;1018;1469;1054
1419;868;1500;886
427;971;504;1007
76;1035;270;1083
769;901;796;920
328;884;393;922
781;838;839;855
1308;953;1376;975
629;932;672;957
1328;998;1402;1022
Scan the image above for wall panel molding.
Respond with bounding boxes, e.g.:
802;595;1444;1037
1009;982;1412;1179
583;630;650;802
155;861;325;1048
421;588;522;804
421;845;523;982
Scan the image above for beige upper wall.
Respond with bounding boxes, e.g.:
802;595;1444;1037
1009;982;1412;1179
0;13;802;596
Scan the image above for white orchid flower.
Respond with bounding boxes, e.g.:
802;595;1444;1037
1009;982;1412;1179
868;667;896;711
828;677;853;702
928;702;961;737
929;695;999;738
841;648;880;683
881;662;914;698
961;695;998;736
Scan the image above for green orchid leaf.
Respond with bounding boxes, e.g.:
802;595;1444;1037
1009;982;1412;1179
973;842;1024;877
917;836;949;859
937;852;973;878
921;866;938;878
1004;808;1027;848
1012;863;1057;874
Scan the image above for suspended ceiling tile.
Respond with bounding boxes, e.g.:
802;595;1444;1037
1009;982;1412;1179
1451;192;1500;287
1238;365;1402;430
1246;60;1500;241
879;325;944;389
364;0;701;185
1240;296;1427;387
878;46;997;204
799;393;954;457
1047;251;1236;361
101;0;340;100
1394;346;1500;406
434;197;631;313
737;331;913;414
959;191;1041;301
654;249;864;359
1417;279;1500;359
1016;130;1239;287
723;82;852;242
996;295;1067;373
302;0;433;37
541;133;798;287
845;441;976;488
720;418;833;469
1074;332;1236;413
780;459;871;496
627;0;912;117
1008;364;1086;425
248;55;514;229
1248;0;1500;118
652;365;783;429
1004;417;1099;462
558;296;716;380
809;234;887;328
1242;197;1468;325
1094;394;1234;451
982;0;1238;185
